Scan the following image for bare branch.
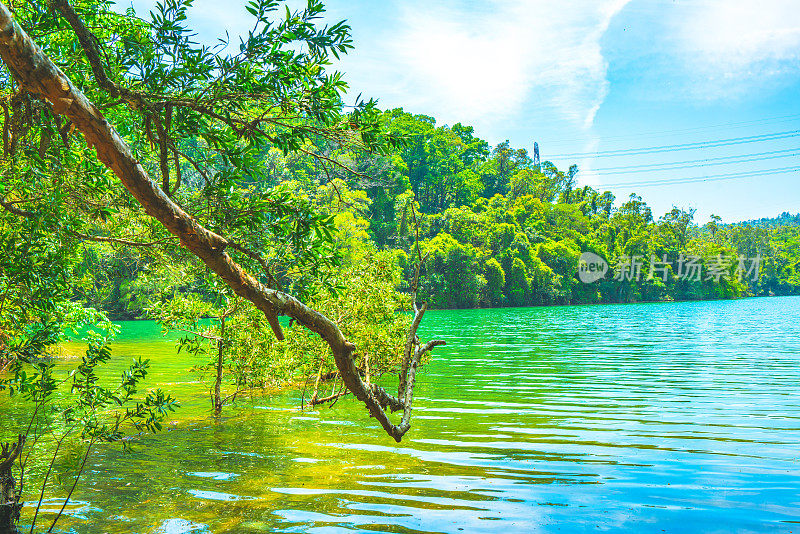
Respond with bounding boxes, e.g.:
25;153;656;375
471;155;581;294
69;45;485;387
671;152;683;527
420;339;447;354
0;196;35;217
299;146;372;181
399;301;426;397
174;146;209;182
153;112;170;192
53;0;113;93
46;439;94;534
170;143;182;195
69;231;176;247
370;384;404;412
307;388;348;407
0;434;24;472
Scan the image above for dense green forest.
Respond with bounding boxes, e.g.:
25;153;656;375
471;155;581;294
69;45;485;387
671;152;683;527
73;107;800;318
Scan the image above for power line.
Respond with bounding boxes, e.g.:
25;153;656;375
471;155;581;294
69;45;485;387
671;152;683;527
547;130;800;159
590;165;800;189
602;165;800;187
590;148;799;174
542;113;800;145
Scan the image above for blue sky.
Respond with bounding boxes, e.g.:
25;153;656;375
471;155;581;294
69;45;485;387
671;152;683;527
126;0;800;223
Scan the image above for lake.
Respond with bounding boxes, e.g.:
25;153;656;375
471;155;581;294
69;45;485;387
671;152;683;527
7;296;800;533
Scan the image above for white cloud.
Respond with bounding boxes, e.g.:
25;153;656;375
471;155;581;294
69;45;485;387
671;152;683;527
125;0;254;44
336;0;631;137
675;0;800;97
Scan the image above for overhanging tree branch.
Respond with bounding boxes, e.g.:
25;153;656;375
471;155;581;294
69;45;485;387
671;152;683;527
0;3;443;442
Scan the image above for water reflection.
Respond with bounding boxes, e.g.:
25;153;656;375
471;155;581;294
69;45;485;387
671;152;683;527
154;518;209;533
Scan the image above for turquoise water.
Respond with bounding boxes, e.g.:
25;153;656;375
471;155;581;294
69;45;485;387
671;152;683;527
5;296;800;533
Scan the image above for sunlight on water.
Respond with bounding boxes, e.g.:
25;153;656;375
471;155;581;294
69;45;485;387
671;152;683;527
5;297;800;533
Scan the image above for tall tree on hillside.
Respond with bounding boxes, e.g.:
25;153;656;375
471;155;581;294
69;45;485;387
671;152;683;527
482;140;531;197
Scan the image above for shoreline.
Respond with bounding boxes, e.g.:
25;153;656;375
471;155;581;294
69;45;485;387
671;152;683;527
102;293;800;321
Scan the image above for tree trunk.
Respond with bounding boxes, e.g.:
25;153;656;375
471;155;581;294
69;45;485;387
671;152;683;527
0;435;24;534
0;471;21;534
213;316;225;416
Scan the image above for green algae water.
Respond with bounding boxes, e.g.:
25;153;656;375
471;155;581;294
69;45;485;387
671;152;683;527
6;296;800;533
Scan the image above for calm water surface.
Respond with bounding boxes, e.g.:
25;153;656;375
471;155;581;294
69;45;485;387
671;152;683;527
8;297;800;533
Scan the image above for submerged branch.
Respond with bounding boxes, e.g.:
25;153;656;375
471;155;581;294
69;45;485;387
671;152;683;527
307;388;349;407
